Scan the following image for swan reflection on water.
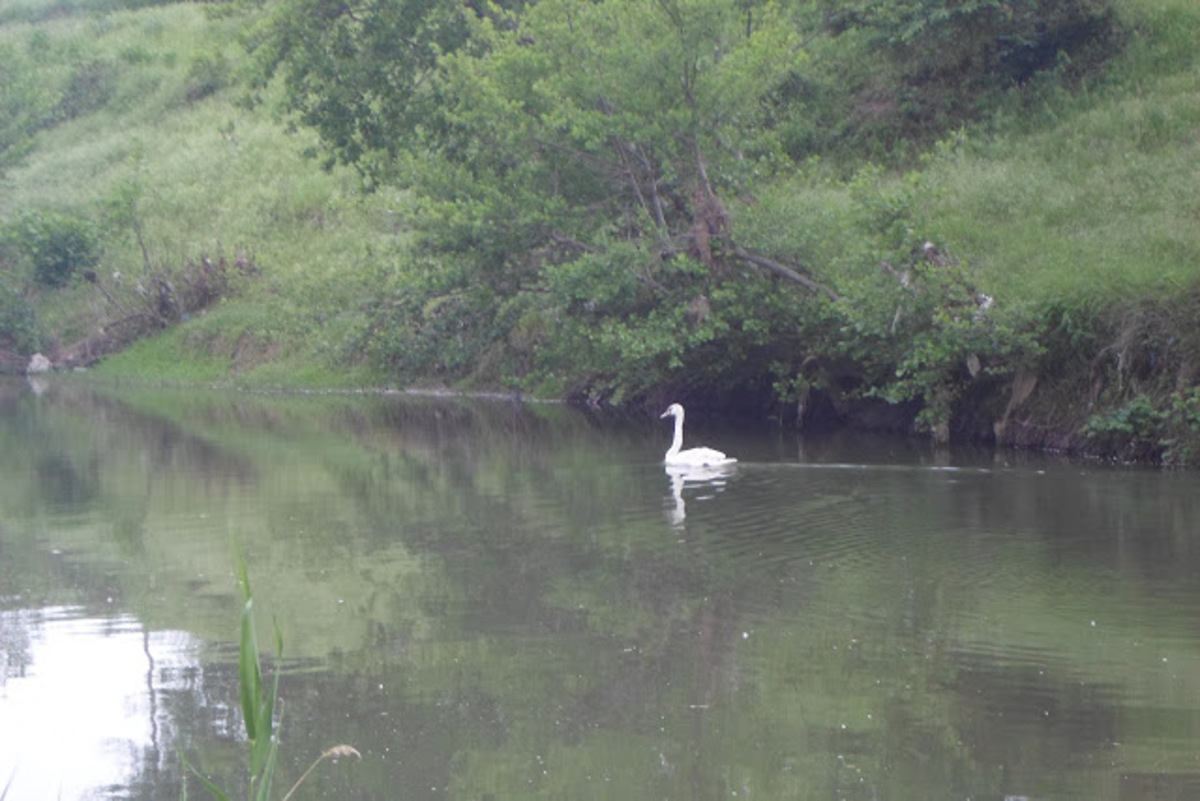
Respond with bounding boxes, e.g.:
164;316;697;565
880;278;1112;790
665;462;736;528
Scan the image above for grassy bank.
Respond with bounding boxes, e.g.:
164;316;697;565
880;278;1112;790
3;0;1200;461
0;0;406;385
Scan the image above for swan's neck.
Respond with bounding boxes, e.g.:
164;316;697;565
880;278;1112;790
666;413;684;458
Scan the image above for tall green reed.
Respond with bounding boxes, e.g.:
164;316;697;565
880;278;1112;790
181;560;359;800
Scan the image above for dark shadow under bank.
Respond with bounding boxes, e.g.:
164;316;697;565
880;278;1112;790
632;379;1172;466
0;360;1176;466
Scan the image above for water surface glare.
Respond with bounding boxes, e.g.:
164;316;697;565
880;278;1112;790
3;379;1200;799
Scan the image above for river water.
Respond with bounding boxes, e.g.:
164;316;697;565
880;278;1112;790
2;377;1200;800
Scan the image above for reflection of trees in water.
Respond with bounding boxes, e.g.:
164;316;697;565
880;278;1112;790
936;465;1200;586
950;655;1118;789
53;384;260;488
122;655;445;799
7;381;1200;797
1;381;260;524
34;451;100;509
115;643;342;800
131;656;240;799
240;403;832;795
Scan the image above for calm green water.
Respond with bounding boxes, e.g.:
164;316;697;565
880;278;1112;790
3;378;1200;800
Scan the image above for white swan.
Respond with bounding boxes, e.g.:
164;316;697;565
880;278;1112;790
660;403;737;466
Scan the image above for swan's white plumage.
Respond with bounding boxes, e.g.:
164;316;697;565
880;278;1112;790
660;403;737;467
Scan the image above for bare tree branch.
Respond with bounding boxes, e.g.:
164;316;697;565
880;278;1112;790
733;246;839;301
548;232;598;254
613;140;670;247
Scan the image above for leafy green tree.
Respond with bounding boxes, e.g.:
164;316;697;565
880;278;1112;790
247;0;522;182
7;211;102;289
254;0;1096;420
259;0;842;399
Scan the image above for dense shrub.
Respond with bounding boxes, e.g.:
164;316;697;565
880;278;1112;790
0;274;41;355
184;52;231;103
816;0;1124;149
830;0;1120;80
6;211;102;288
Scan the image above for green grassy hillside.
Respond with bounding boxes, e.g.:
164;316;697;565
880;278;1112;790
929;12;1200;305
0;0;403;384
3;0;1200;460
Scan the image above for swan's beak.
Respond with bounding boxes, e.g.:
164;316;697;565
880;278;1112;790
659;409;671;419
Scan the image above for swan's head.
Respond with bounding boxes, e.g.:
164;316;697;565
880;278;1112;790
660;403;684;420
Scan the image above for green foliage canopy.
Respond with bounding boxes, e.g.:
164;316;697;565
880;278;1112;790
255;0;846;400
248;0;513;180
0;274;42;354
251;0;1114;420
5;210;101;288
